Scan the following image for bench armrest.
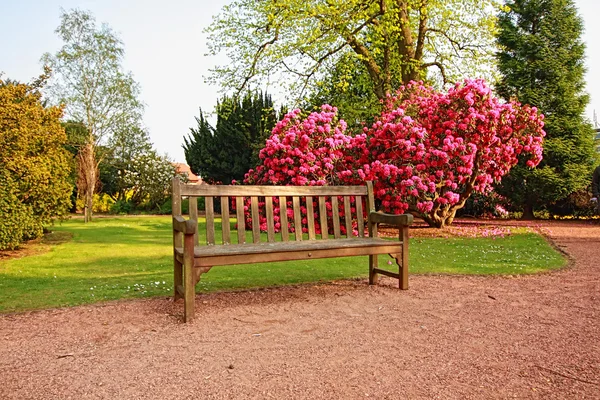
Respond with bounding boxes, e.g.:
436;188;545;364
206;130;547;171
369;212;413;227
173;216;197;235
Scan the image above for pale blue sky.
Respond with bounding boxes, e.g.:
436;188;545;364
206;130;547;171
1;0;599;162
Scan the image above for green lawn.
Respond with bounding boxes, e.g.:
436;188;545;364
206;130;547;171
0;216;566;313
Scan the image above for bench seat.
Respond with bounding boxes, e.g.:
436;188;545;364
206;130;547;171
175;237;401;268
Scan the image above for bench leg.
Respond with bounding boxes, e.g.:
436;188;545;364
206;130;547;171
174;257;183;301
183;233;195;323
400;226;409;290
369;255;379;284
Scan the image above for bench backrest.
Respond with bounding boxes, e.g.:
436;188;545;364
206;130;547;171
172;178;376;246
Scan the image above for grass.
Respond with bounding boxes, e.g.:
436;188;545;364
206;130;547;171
0;216;566;313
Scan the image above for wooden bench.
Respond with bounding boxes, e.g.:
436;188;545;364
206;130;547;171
172;178;413;322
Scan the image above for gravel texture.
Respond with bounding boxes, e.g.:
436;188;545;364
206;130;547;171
1;220;599;399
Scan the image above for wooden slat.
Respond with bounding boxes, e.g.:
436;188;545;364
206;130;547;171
221;196;231;244
319;196;328;239
235;196;245;244
306;196;316;240
265;196;275;242
356;196;364;238
251;196;260;243
279;196;289;242
205;196;215;245
181;184;368;197
189;196;198;245
331;196;341;239
172;178;183;247
189;238;402;267
366;181;375;212
293;196;302;241
343;196;352;238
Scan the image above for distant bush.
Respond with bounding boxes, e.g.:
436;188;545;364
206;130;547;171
0;76;72;250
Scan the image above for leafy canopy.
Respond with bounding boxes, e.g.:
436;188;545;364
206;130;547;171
206;0;501;101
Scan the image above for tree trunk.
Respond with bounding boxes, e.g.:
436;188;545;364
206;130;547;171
80;142;97;223
521;203;535;220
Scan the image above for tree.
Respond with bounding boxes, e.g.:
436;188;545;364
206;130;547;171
183;91;277;184
494;0;597;218
102;126;154;202
0;73;72;250
121;151;177;211
206;0;501;101
42;9;144;222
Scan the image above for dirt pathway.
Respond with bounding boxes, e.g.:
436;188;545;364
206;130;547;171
1;221;599;399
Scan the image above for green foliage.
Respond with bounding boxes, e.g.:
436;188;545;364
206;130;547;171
183;91;277;184
495;0;597;215
122;151;178;212
0;77;72;250
305;52;381;128
206;0;501;101
0;217;565;312
102;126;154;201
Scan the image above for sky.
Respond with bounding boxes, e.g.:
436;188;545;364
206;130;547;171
1;0;599;163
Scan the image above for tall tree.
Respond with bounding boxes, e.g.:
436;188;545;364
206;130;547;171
494;0;597;218
183;91;277;184
0;72;72;250
206;0;501;101
42;9;144;222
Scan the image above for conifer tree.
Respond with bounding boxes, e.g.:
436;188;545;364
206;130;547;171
494;0;597;217
183;91;277;184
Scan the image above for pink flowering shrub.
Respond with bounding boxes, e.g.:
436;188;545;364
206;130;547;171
341;79;545;227
242;79;545;230
242;105;359;235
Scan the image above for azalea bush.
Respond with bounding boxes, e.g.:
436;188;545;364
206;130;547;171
342;79;545;227
243;79;545;230
242;105;358;235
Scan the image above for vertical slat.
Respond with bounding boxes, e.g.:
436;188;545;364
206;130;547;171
356;196;364;238
205;196;215;245
366;181;376;212
279;196;289;242
331;196;341;239
236;196;245;244
293;196;302;241
189;196;198;245
306;196;316;240
221;196;231;244
400;226;409;290
343;196;352;238
251;196;260;243
319;196;328;240
172;178;183;301
265;196;275;242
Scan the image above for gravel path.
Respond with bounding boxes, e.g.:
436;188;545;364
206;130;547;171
1;221;599;399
